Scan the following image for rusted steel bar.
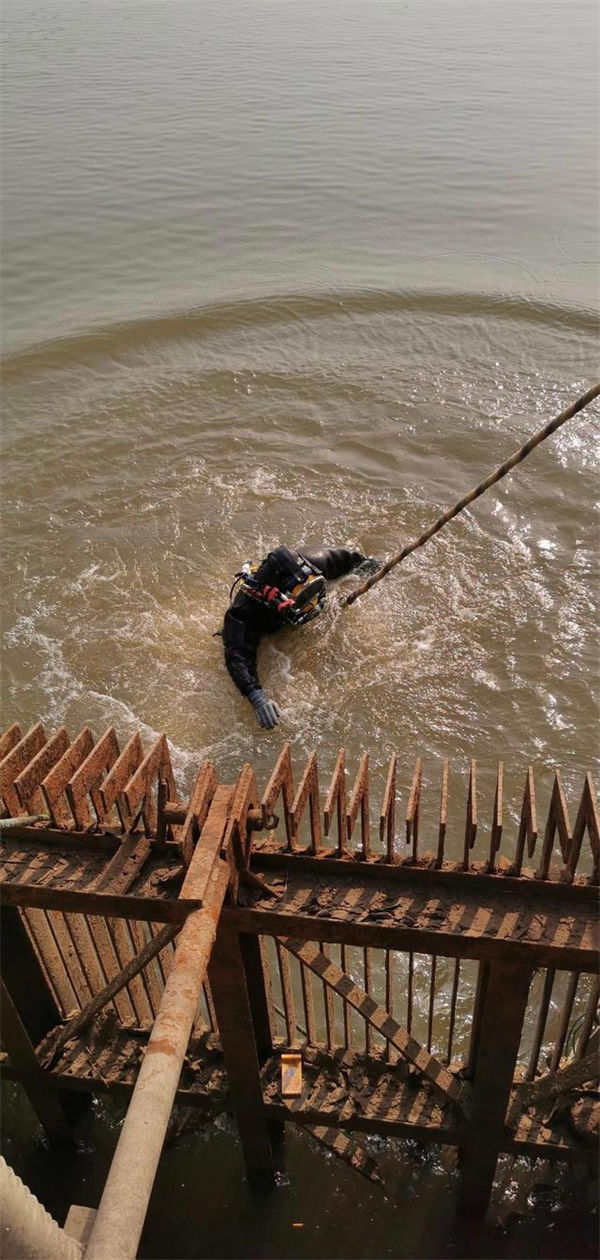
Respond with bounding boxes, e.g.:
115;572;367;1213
15;728;70;815
347;752;370;859
526;968;556;1080
563;773;599;885
288;753;321;855
68;726;121;829
99;732;144;831
536;771;572;880
363;947;373;1055
446;959;461;1064
549;972;579;1072
341;944;352;1048
41;728;95;828
405;758;422;862
385;949;396;1063
511;767;537;876
176;761;216;864
427;956;437;1053
380;755;397;862
275;939;298;1044
466;961;490;1079
282;939;465;1107
42;923;181;1068
20;909;78;1017
123;735;176;838
261;742;294;847
0;722;22;763
0;723;46;815
344;383;600;608
208;925;275;1177
407;952;414;1035
322;945;335;1051
574;975;600;1059
486;763;503;874
463;760;478;869
300;959;316;1044
85;807;230;1260
324;749;348;856
203;981;217;1033
436;760;449;868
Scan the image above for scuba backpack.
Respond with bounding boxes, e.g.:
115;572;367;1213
229;546;327;626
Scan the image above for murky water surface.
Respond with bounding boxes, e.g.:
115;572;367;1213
1;0;598;1254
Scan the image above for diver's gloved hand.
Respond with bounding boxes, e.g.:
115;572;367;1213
248;688;281;730
355;556;382;577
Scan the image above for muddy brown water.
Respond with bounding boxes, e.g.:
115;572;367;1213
1;0;599;1254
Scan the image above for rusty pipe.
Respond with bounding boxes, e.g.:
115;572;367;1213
85;859;229;1260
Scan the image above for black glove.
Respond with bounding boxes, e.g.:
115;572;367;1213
248;688;281;730
354;556;382;577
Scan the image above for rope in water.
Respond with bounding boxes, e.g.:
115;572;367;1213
343;382;600;607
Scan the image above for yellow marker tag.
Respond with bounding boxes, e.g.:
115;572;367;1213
281;1052;303;1096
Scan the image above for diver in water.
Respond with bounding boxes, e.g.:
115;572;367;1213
221;545;378;729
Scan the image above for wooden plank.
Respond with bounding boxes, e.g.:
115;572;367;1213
0;723;22;765
457;961;533;1215
208;925;275;1176
0;723;46;814
67;726;121;828
15;727;70;811
324;749;348;856
41;727;95;828
347;752;370;859
281;938;465;1108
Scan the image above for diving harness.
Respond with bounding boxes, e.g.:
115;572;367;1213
229;547;327;626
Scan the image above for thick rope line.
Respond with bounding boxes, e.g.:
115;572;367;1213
343;382;600;607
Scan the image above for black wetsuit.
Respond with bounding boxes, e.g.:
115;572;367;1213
222;546;366;699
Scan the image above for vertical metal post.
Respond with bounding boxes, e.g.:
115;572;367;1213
209;924;275;1179
0;979;73;1142
458;961;533;1216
